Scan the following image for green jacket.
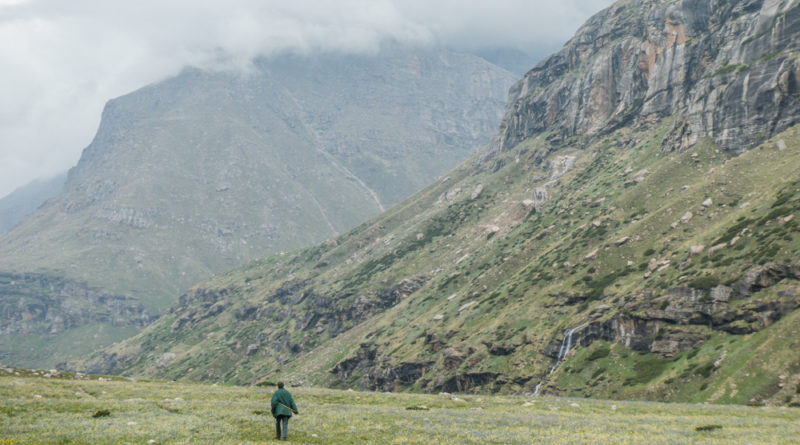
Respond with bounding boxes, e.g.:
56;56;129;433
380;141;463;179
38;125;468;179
271;388;298;418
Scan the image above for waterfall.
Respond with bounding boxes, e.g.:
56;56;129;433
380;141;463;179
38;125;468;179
533;322;588;396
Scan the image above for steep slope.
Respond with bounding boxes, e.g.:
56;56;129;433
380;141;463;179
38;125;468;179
0;45;516;368
0;46;515;307
0;173;66;235
86;0;800;406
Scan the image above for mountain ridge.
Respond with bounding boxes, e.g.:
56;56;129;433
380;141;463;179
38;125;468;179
0;45;518;368
82;0;800;406
0;173;66;236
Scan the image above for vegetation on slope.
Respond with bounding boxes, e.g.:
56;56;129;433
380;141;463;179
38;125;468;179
85;119;800;405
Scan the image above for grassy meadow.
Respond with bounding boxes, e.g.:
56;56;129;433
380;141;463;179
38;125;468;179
2;369;800;444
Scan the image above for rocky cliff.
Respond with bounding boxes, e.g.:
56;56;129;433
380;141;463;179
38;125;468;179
84;0;800;407
488;0;799;157
0;271;153;368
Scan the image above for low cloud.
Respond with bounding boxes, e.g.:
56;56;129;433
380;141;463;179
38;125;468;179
0;0;611;197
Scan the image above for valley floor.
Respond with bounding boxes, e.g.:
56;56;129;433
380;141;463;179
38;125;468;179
1;369;799;444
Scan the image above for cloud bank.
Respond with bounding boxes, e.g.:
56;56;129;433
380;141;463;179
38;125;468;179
0;0;612;197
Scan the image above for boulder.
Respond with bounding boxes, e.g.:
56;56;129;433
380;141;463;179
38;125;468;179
156;352;176;368
689;245;705;256
458;301;478;313
470;184;484;200
442;347;465;370
707;243;726;256
590;197;606;208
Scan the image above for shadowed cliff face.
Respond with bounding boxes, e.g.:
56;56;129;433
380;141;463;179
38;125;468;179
488;0;800;158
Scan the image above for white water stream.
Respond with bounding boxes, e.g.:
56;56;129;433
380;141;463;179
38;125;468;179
533;322;588;396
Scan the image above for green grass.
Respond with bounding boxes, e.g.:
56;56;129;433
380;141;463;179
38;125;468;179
2;372;800;444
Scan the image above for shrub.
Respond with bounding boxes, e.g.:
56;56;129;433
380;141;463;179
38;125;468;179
587;345;611;361
689;276;719;290
695;362;715;378
406;405;430;411
625;355;668;385
695;425;722;432
92;409;111;418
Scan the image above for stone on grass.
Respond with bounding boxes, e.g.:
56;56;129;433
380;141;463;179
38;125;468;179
590;197;606;207
156;352;177;367
689;245;705;256
458;301;477;313
707;243;726;256
471;184;483;200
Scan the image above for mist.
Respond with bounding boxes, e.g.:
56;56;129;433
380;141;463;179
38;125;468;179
0;0;612;197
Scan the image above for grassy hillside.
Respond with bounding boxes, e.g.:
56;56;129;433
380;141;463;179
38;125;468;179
2;369;799;444
84;118;800;405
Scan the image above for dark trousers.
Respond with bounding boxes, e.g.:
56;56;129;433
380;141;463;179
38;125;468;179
275;415;290;439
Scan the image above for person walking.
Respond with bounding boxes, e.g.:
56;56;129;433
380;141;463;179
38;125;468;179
271;381;298;441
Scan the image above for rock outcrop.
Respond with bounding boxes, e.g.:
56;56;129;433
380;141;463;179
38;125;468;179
485;0;800;160
0;271;153;336
551;263;800;359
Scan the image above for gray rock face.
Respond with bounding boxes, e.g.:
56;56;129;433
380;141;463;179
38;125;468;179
563;263;800;358
485;0;800;159
0;271;153;336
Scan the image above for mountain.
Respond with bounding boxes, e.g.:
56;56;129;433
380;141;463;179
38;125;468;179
0;44;518;368
0;173;66;235
473;47;539;76
84;0;800;406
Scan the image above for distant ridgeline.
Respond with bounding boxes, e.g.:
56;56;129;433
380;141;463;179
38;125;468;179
0;173;66;236
0;44;519;368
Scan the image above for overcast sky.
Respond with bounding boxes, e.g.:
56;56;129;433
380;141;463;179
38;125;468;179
0;0;612;198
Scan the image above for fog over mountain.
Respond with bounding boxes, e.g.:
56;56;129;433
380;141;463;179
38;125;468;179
0;172;65;235
0;0;612;198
